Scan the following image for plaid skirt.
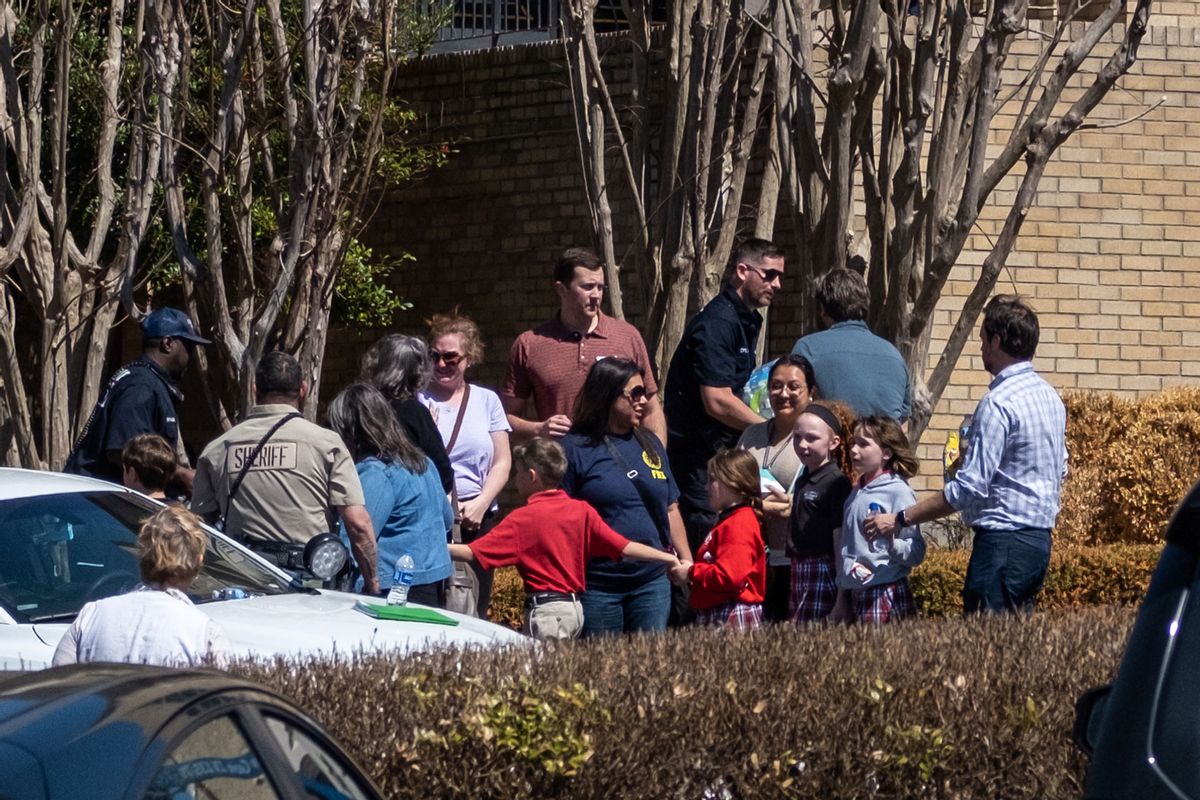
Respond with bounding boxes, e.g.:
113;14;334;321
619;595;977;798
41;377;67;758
789;555;838;624
695;600;763;632
851;578;917;625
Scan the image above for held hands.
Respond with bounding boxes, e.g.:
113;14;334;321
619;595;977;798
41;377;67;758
864;512;898;540
538;415;572;438
668;559;693;587
458;496;490;532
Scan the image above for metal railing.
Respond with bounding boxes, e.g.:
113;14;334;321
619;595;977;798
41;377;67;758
429;0;563;52
424;0;654;52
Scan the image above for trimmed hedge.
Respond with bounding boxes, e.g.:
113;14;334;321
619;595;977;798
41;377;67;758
234;607;1135;799
486;544;1161;624
910;544;1161;616
1060;388;1200;546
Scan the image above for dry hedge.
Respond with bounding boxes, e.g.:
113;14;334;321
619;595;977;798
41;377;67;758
233;607;1134;799
1059;388;1200;546
910;544;1159;616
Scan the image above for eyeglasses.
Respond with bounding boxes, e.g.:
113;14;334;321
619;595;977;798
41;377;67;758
432;351;464;366
622;385;649;403
746;264;785;283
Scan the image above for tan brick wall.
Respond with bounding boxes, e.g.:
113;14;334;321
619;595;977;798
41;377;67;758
338;13;1200;495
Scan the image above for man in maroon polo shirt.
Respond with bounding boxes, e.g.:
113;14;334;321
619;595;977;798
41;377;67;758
501;248;666;443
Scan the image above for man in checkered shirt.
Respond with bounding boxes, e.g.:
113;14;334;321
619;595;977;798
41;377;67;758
866;295;1067;614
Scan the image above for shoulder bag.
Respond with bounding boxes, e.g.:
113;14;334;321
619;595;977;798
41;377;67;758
442;386;481;617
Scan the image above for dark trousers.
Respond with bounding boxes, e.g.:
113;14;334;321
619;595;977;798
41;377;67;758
670;499;717;627
763;564;792;623
386;580;446;608
963;527;1052;614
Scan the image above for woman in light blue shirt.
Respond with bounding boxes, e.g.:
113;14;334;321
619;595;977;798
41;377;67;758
328;383;454;607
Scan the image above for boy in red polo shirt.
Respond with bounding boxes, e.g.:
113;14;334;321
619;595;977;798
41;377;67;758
450;438;681;639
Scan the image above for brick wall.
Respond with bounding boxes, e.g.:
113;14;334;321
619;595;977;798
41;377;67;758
331;12;1200;494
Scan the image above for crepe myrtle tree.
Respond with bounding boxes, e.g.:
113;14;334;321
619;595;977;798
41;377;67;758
153;0;436;426
0;0;169;469
561;0;1151;440
0;0;438;468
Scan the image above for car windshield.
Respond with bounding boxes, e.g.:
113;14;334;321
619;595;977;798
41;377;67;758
0;490;291;623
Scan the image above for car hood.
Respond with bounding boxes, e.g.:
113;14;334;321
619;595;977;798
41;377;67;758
27;589;527;667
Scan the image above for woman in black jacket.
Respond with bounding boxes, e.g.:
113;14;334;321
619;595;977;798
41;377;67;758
359;334;454;494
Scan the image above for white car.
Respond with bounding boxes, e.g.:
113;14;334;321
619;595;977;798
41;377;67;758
0;468;526;669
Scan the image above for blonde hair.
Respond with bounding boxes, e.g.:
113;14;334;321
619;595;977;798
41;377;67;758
138;505;207;588
707;448;764;525
428;310;485;364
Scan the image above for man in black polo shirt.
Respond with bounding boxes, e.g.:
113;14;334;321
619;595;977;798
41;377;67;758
66;308;210;495
664;238;786;550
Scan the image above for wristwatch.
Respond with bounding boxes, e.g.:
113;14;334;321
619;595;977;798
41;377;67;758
895;509;908;529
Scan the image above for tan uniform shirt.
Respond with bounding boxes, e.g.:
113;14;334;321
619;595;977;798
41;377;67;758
192;404;364;545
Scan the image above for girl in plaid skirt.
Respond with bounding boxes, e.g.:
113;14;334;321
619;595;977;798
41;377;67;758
671;449;766;632
839;416;926;624
787;402;854;625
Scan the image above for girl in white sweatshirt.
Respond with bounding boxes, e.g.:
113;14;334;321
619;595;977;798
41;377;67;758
840;416;926;624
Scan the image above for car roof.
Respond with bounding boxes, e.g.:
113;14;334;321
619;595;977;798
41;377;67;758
0;468;129;502
0;665;288;798
0;662;270;738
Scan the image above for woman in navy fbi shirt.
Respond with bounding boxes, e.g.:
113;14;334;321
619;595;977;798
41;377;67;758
561;359;694;635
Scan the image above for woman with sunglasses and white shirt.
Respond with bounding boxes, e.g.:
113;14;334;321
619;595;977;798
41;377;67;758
418;312;512;618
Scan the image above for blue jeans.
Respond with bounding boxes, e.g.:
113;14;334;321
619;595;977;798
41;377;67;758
580;576;671;636
963;527;1051;614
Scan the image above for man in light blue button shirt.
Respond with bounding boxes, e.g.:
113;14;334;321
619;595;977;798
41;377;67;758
866;295;1067;613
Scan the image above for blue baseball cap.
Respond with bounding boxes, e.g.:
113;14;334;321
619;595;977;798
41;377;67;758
142;307;212;345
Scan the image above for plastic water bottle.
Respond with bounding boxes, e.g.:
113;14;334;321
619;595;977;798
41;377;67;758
868;502;884;516
387;554;415;606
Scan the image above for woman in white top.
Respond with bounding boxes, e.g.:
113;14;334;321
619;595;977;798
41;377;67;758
418;312;512;617
53;505;229;667
737;355;816;622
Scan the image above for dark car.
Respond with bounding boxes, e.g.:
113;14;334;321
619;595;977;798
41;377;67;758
0;664;382;799
1075;478;1200;799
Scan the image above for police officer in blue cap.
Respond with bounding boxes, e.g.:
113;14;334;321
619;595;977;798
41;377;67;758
66;308;211;495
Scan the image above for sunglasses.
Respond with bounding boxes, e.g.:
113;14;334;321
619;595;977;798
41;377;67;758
747;264;785;283
432;351;464;366
622;385;649;403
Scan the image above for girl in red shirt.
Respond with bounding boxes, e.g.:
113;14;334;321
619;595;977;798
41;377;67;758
671;449;766;632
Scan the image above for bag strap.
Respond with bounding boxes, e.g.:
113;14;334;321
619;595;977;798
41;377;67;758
444;385;470;543
602;435;672;551
220;412;302;532
445;384;470;454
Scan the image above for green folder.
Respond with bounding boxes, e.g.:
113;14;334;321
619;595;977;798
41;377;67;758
353;600;459;626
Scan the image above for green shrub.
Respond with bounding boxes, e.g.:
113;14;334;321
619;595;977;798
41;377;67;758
912;544;1160;616
233;607;1135;799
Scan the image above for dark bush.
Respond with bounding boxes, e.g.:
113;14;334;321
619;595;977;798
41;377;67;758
233;607;1134;799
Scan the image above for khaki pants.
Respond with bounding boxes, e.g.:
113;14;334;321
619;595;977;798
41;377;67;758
523;599;584;640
